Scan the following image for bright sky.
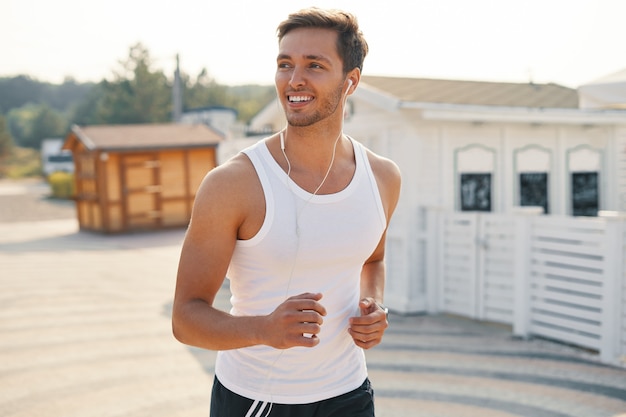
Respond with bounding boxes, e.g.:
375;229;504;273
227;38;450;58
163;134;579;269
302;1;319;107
3;0;626;88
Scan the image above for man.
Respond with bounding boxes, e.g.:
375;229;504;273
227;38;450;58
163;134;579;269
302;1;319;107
172;7;401;417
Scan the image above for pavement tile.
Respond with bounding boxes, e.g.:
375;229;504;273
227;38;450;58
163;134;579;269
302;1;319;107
1;180;625;417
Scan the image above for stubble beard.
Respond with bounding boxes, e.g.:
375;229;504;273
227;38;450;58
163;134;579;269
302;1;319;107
286;85;343;128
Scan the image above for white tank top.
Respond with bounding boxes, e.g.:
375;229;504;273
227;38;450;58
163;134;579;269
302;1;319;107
215;137;387;404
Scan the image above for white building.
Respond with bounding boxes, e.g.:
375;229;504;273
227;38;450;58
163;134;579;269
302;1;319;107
180;106;237;137
578;68;626;110
244;75;626;363
249;74;626;218
248;75;626;308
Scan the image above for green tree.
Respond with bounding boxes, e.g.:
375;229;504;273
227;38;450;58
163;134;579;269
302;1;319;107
183;68;230;110
7;103;38;145
28;105;67;148
0;75;93;114
8;103;67;149
0;75;44;114
96;43;171;124
228;85;276;122
68;44;275;126
0;114;14;158
71;83;105;125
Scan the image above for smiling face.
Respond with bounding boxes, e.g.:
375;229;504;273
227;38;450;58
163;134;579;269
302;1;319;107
275;27;348;128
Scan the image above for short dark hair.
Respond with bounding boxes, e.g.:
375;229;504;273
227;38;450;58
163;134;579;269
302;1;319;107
276;7;369;74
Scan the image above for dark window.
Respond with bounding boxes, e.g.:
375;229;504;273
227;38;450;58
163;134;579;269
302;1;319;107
48;154;73;163
520;172;548;214
460;173;491;212
572;172;599;216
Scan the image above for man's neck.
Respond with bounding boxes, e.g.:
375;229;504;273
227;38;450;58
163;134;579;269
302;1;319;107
283;123;344;164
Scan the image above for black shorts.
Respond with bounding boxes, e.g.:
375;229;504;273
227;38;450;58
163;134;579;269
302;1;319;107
210;376;375;417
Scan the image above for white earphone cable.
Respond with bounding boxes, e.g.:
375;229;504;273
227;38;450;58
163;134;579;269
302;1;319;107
261;79;352;416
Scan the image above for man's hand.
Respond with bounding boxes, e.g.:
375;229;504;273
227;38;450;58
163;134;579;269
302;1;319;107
264;292;327;349
348;297;388;349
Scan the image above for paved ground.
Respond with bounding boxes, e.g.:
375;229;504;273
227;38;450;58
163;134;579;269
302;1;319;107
1;179;625;417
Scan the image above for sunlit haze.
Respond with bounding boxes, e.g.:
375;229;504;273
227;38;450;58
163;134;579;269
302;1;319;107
3;0;626;88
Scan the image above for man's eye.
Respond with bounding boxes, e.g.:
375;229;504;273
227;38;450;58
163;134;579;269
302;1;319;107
310;63;323;69
278;62;291;69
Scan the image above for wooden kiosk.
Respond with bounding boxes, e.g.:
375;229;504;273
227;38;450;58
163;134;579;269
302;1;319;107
63;123;222;233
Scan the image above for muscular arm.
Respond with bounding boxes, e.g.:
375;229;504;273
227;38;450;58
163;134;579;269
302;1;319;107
172;152;326;351
349;152;401;349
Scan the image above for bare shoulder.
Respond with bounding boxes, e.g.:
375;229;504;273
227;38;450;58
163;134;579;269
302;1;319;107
365;149;401;185
189;151;263;234
364;148;402;221
194;152;258;207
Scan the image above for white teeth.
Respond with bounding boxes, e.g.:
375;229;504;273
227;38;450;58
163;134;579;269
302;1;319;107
289;96;312;102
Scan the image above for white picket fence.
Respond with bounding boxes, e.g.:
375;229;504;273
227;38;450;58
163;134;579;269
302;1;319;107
420;208;626;366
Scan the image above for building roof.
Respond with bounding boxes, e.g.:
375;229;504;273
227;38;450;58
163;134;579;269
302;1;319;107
578;68;626;110
361;76;579;109
585;67;626;85
184;105;238;115
65;123;223;152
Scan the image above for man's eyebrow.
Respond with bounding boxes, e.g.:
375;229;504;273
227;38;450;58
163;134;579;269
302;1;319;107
276;53;332;64
305;54;332;64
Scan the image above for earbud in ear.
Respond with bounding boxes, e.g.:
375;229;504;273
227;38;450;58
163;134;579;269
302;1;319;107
344;79;353;98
